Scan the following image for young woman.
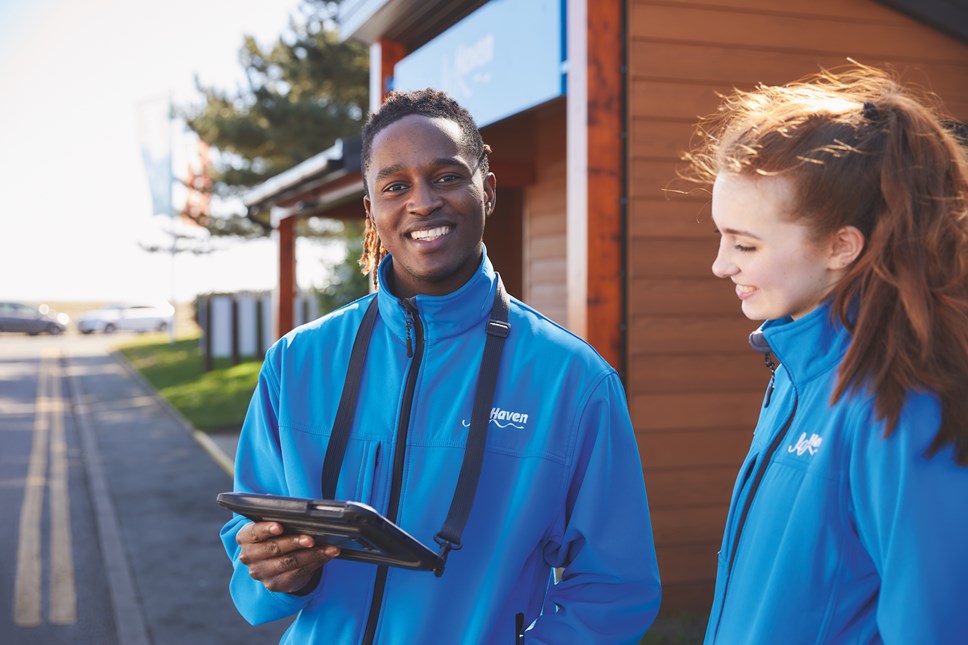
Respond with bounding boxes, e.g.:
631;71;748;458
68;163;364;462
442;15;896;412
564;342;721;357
685;64;968;643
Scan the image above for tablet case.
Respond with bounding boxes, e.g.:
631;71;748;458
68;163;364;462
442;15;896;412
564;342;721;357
217;492;442;573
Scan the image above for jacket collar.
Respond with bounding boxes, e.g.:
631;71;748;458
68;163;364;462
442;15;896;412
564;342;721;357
375;247;498;345
756;300;852;386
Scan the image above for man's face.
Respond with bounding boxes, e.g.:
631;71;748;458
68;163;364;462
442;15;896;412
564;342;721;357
363;115;496;298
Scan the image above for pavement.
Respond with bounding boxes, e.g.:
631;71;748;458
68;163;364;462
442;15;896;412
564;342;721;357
69;348;289;643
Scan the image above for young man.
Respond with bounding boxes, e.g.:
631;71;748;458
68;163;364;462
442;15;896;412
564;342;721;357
221;88;661;644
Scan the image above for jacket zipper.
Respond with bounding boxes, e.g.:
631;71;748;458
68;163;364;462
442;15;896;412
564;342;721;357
362;298;424;645
711;394;798;642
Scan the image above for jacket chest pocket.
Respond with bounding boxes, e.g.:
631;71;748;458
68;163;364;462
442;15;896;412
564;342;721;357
353;440;382;505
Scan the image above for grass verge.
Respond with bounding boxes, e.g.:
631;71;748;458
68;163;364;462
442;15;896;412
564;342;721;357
116;332;260;433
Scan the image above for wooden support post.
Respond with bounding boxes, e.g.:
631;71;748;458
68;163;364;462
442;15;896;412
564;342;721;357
276;215;296;339
567;0;625;374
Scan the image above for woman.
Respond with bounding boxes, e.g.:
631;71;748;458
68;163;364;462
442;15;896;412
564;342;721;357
685;64;968;643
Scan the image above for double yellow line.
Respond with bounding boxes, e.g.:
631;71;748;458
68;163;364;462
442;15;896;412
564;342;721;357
14;348;77;626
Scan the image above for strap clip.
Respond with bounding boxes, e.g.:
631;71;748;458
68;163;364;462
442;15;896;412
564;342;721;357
433;534;463;577
486;320;510;338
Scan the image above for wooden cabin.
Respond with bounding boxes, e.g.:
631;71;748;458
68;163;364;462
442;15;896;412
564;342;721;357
245;0;968;615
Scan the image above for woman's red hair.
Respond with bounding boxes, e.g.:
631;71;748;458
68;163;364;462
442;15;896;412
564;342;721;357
685;63;968;464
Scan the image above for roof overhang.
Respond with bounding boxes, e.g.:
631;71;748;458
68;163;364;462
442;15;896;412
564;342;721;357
338;0;488;49
243;137;362;218
877;0;968;43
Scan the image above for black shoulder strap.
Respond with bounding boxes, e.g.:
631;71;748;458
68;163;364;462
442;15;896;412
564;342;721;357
433;276;510;575
318;277;511;577
320;295;379;500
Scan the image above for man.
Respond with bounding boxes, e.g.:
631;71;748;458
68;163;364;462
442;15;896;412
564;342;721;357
222;88;661;643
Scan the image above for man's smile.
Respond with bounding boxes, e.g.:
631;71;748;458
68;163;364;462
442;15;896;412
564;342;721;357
409;225;452;242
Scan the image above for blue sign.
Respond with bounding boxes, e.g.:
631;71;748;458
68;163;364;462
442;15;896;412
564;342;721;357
392;0;565;128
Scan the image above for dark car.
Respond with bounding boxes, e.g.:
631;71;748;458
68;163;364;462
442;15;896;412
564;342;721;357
0;302;70;335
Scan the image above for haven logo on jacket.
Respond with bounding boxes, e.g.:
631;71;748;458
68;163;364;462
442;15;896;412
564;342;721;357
461;407;530;430
788;432;823;456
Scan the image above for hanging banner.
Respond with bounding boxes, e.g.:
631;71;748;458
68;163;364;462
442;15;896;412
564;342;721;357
136;95;173;217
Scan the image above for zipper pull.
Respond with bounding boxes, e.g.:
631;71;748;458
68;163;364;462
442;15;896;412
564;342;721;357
405;316;413;357
401;301;415;358
763;351;777;408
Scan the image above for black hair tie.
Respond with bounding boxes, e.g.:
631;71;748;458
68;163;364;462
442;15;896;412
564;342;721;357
862;101;881;122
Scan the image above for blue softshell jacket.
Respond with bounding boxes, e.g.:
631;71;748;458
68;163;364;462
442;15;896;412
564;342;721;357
705;301;968;644
222;252;662;644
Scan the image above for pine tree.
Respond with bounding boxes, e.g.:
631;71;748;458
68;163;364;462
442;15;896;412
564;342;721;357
180;0;368;238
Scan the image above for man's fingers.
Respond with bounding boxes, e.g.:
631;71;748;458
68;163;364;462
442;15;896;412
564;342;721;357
247;546;342;592
237;520;284;545
238;533;318;565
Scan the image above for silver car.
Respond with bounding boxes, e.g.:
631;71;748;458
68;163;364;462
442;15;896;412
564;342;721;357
0;302;69;335
76;302;174;334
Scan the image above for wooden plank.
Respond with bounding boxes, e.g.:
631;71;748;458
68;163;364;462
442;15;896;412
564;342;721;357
527;175;567;207
530;234;566;259
629;238;720;278
651;505;731;547
632;392;762;430
628;60;968;121
637;427;754;466
629;4;968;62
528;257;566;283
629;276;739;315
526;209;566;237
527;287;567;326
627;315;756;354
631;0;912;24
628;197;714;239
629;352;771;393
630;120;700;161
485;187;523;297
629;79;730;120
656;578;716;614
653;542;722;583
629;41;968;107
644;466;739;508
628;158;693;200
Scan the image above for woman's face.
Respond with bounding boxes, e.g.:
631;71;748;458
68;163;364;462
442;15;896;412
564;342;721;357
363;114;495;299
711;172;845;322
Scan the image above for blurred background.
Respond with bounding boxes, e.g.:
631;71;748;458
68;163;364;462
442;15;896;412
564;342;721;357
0;0;365;335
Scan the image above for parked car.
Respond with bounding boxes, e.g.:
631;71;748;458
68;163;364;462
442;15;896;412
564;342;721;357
0;302;70;335
76;302;174;334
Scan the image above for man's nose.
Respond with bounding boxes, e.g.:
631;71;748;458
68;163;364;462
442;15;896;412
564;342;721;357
407;181;443;215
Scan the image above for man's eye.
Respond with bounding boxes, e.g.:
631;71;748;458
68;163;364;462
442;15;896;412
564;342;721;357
382;182;408;193
435;173;462;184
734;244;756;252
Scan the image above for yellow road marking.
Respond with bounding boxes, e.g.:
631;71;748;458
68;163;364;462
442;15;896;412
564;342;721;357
13;349;50;627
13;348;77;626
49;355;77;624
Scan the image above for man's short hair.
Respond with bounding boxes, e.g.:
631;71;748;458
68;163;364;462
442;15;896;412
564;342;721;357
360;88;489;195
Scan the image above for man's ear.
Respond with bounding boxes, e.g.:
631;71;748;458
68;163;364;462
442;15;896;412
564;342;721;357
363;195;372;222
483;173;497;216
827;225;865;270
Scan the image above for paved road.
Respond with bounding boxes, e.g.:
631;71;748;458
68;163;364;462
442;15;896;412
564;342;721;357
0;333;288;644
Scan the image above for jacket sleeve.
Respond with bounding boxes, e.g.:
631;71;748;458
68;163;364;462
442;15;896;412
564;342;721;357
219;352;316;625
848;391;968;644
527;372;662;644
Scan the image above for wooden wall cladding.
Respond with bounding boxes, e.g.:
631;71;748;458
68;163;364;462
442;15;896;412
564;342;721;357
625;0;968;614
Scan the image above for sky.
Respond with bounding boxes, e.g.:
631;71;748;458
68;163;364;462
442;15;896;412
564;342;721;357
0;0;345;304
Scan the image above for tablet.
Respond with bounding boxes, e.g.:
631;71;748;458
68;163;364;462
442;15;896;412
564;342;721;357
217;492;442;573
